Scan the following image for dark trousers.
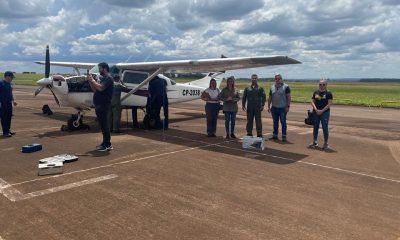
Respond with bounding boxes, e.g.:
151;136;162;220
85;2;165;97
95;104;111;147
246;107;262;136
0;103;12;135
152;96;169;129
109;103;121;132
313;111;330;144
205;102;220;135
224;111;237;135
162;98;169;129
271;107;287;137
132;107;139;128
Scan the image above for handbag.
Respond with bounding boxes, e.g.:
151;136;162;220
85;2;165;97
304;110;316;125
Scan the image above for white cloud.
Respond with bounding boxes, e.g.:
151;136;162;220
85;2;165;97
1;0;400;78
0;0;54;19
69;28;167;56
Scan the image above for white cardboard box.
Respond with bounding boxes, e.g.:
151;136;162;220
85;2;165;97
39;154;78;164
242;136;265;150
38;162;64;176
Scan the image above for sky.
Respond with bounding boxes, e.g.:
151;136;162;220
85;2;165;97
0;0;399;79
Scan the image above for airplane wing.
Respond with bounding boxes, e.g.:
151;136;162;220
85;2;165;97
35;61;97;70
116;56;301;73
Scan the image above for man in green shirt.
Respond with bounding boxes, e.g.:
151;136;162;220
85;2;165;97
242;74;266;137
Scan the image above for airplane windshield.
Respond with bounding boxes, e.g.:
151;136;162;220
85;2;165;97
89;65;99;74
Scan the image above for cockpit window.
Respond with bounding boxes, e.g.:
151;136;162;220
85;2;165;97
123;71;149;84
89;65;99;74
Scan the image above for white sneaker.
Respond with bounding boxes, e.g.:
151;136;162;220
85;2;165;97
308;142;318;148
323;143;331;150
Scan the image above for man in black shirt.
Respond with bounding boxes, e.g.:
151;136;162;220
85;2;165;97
309;79;333;150
87;62;114;151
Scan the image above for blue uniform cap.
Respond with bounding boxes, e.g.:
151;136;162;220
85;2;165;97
4;71;15;78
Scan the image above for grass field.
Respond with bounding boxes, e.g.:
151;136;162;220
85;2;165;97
3;73;400;108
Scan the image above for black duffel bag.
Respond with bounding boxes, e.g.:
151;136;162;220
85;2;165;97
304;110;316;126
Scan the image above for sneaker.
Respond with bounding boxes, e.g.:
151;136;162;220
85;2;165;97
322;143;331;150
106;145;113;151
211;134;217;137
9;131;16;135
97;145;108;152
247;133;253;137
226;134;230;139
96;144;104;150
230;133;237;139
269;136;278;140
3;133;12;137
308;142;318;148
282;136;287;142
257;135;263;138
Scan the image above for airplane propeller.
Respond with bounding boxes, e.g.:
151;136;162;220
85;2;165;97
34;45;60;106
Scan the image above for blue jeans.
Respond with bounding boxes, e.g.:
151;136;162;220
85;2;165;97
271;107;287;137
313;111;330;144
224;111;237;135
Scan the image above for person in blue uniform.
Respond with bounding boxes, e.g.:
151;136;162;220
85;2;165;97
87;63;114;151
0;71;18;137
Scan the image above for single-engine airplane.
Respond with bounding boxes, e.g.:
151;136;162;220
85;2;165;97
35;45;300;130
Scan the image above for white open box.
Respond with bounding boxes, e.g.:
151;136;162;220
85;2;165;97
242;136;265;150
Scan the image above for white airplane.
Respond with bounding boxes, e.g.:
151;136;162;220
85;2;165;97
35;45;300;130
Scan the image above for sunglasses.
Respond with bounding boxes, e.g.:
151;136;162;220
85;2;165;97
319;84;326;86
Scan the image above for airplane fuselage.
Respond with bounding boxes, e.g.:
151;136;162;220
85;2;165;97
49;70;220;110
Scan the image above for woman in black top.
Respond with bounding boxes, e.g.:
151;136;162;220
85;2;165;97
309;79;333;150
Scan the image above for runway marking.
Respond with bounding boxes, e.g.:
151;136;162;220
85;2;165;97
0;174;117;202
4;133;399;203
10;140;234;187
215;143;400;184
164;134;400;184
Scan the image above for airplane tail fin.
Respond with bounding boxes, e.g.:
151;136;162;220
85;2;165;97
186;72;224;89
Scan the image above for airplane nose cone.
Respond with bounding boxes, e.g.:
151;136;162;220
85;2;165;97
37;77;52;86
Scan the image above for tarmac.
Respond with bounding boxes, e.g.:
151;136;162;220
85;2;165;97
0;86;399;240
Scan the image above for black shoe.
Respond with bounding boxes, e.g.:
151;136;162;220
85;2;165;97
96;144;104;150
225;134;230;139
113;130;123;134
247;133;253;136
106;145;113;151
97;145;108;152
230;133;237;139
3;133;12;137
211;134;217;137
282;136;287;142
207;133;213;137
269;136;278;140
257;135;263;138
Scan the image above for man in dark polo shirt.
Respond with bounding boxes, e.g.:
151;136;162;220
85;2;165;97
87;62;114;151
0;71;18;137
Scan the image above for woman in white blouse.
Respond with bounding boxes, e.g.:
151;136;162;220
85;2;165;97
201;79;221;137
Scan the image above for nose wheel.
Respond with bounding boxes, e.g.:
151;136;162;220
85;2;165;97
61;111;90;131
